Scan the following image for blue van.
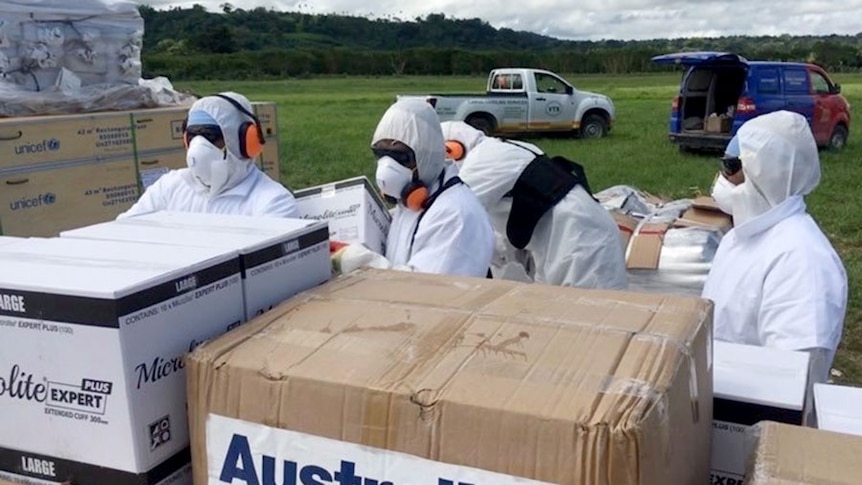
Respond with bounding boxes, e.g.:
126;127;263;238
652;51;851;152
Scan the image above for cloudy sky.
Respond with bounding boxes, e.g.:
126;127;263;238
137;0;862;41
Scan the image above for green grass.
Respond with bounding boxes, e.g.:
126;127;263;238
176;72;862;384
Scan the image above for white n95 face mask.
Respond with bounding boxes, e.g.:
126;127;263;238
375;156;413;201
711;174;737;215
186;136;234;196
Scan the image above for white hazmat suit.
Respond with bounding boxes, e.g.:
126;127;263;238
449;122;628;289
332;101;495;277
118;92;297;219
703;111;848;423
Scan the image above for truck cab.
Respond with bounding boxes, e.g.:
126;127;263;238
400;68;616;139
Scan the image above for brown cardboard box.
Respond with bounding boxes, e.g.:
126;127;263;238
130;106;188;154
613;198;732;270
0;111;135;168
705;114;732;133
187;268;713;485
135;148;187;191
744;421;862;484
0;157;138;236
257;137;281;182
252;102;278;140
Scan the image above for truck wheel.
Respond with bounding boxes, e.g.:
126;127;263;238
829;125;848;150
580;114;607;139
466;116;494;136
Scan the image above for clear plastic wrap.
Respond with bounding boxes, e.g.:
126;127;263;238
0;76;195;116
0;0;163;114
599;185;730;297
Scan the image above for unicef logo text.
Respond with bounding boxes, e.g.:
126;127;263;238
9;193;56;211
14;138;61;155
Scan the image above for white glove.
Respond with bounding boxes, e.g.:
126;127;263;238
331;243;390;275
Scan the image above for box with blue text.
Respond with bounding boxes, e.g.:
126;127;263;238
187;268;713;485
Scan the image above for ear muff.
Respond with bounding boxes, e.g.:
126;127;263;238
399;169;429;211
238;120;264;159
401;181;429;212
445;140;466;161
212;93;266;159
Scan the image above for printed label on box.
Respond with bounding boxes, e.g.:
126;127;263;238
207;414;554;485
140;168;170;190
710;420;748;485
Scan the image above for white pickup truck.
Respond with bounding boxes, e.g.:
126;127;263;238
398;68;616;138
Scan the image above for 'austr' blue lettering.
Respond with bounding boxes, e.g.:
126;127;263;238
218;432;479;485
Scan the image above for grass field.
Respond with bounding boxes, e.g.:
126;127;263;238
176;72;862;384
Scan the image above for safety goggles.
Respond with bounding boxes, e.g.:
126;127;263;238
372;147;416;168
721;156;742;177
186;125;224;147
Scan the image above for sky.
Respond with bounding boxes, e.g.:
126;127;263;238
137;0;862;41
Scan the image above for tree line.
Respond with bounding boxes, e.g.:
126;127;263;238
139;5;862;80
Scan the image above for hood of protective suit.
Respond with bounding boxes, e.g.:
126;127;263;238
441;121;486;162
731;110;821;226
372;99;445;187
185;92;257;196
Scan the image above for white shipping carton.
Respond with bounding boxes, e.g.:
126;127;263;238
814;383;862;437
0;236;22;246
711;341;810;485
60;211;331;320
293;176;391;255
0;237;244;485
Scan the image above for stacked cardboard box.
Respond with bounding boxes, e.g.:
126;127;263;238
0;102;281;237
711;341;810;485
612;196;732;297
0;236;246;485
187;268;713;485
61;211;331;321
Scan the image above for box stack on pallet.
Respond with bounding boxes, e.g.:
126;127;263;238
0;102;281;237
0;1;282;238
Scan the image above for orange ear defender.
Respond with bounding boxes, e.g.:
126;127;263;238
445;140;466;161
212;94;266;159
402;181;430;212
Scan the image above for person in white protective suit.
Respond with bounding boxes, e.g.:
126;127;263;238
330;100;495;277
441;121;533;282
446;122;628;289
704;110;847;423
117;92;297;219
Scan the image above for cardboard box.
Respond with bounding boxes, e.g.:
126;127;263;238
0;111;136;168
705;114;732;133
131;107;188;155
814;383;862;436
616;198;731;271
294;176;391;255
257;138;281;183
0;236;22;246
136;149;188;191
0;237;245;485
187;268;713;485
744;421;862;485
712;341;810;485
61;211;331;320
0;157;139;237
252;102;278;140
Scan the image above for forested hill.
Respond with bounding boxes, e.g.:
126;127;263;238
139;5;862;80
